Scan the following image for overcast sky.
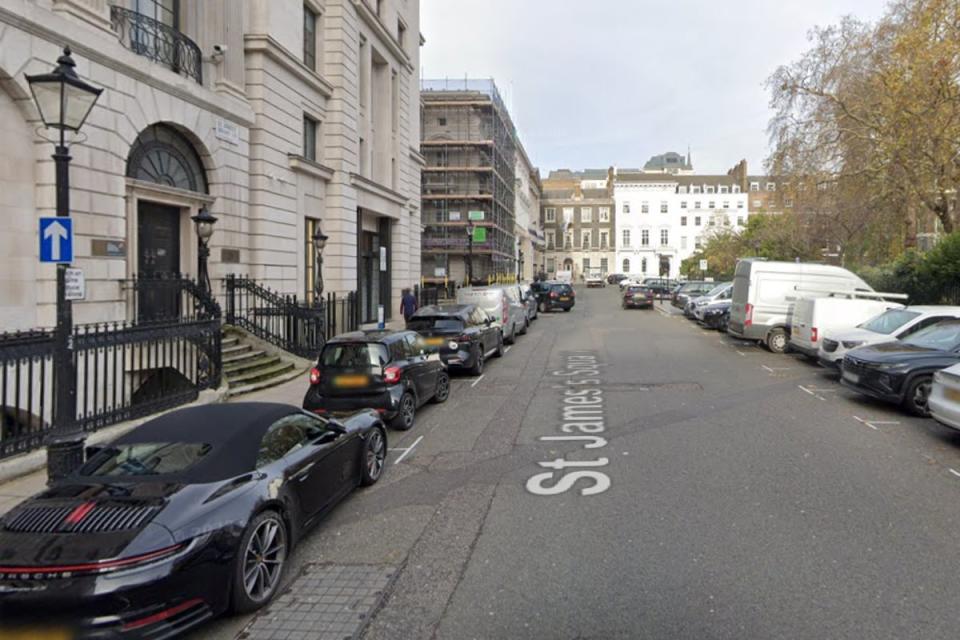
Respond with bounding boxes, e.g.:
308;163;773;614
420;0;888;176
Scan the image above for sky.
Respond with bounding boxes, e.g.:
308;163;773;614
420;0;889;176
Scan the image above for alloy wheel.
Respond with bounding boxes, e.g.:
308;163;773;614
401;394;415;426
366;429;386;480
436;373;450;401
242;517;286;603
913;381;931;414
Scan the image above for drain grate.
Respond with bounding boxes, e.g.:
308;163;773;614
236;563;397;640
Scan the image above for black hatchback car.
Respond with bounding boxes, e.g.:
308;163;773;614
303;330;450;430
407;304;504;375
840;320;960;416
533;281;576;312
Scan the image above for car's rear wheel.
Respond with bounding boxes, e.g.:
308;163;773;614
505;325;516;345
766;328;788;354
563;307;571;312
470;348;485;375
433;371;450;403
519;318;529;335
538;301;548;313
360;427;387;486
233;511;287;613
391;392;416;430
494;332;505;358
902;376;932;417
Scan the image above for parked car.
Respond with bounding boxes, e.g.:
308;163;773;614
699;299;732;330
789;295;904;358
728;259;873;354
672;281;715;310
457;285;526;344
688;282;732;319
622;285;655;309
930;362;960;431
554;270;573;284
840;320;960;416
818;306;960;368
642;277;678;300
407;304;504;375
303;330;449;430
536;281;576;312
0;403;387;637
585;272;606;288
619;275;645;291
607;273;628;285
518;283;539;322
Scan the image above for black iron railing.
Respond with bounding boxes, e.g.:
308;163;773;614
415;285;440;308
0;330;55;460
110;5;203;85
121;272;221;323
224;275;359;359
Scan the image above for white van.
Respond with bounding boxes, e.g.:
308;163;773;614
789;295;904;358
555;270;573;284
728;259;873;353
456;285;527;345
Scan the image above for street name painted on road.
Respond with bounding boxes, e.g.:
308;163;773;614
526;353;611;497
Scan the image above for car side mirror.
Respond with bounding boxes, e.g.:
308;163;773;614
314;430;341;445
325;418;348;434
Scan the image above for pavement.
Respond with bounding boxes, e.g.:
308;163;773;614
8;288;960;639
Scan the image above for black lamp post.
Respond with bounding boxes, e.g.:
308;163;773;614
191;207;217;295
26;47;103;482
312;226;329;304
518;248;524;281
465;221;475;285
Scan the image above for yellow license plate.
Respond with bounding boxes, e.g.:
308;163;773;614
945;387;960;402
425;337;445;346
334;374;369;388
0;629;72;640
559;296;570;301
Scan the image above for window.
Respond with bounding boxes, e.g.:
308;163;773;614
322;342;390;368
258;414;326;467
708;201;715;209
303;115;319;161
598;207;610;222
438;117;447;126
564;232;573;249
660;229;669;246
692;186;702;194
562;207;575;224
680;201;687;209
581;230;591;249
694;201;701;209
695;237;702;249
750;182;760;191
680;216;687;226
641;258;648;273
737;216;744;226
600;258;608;273
733;185;741;193
660;202;668;213
678;186;688;194
706;186;716;194
722;201;729;209
641;202;649;214
737;201;744;209
719;186;729;194
544;207;556;223
545;230;555;249
623;202;631;214
766;182;776;191
303;5;319;70
641;229;650;246
397;19;407;49
786;199;794;208
134;0;178;27
753;200;763;209
581;207;592;223
583;258;591;272
305;217;321;304
680;236;687;250
81;442;211;477
695;216;701;226
599;230;609;248
622;229;631;247
622;258;630;272
547;257;556;272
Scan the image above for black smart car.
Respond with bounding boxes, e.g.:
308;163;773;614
533;281;576;312
407;304;504;375
303;330;450;430
841;320;960;416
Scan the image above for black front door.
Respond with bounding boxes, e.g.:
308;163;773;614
138;202;181;321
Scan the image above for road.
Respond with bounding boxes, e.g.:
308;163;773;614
205;286;960;640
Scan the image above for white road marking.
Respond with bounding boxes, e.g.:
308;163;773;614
853;416;879;430
950;469;960;479
736;350;747;357
470;374;486;388
798;384;830;401
504;346;512;354
391;435;424;464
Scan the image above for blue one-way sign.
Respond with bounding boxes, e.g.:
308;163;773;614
39;217;74;263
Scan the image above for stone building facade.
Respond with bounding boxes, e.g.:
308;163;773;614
0;0;421;331
540;170;616;279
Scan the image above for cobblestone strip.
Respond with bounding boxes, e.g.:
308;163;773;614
237;563;398;640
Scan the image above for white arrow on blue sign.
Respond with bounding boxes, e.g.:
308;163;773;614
39;217;74;263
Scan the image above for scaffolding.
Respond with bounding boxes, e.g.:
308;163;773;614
420;79;517;284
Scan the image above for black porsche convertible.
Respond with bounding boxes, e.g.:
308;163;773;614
0;402;387;639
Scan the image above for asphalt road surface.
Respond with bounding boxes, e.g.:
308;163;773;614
203;286;960;640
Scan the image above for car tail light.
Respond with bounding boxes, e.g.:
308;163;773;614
0;542;186;577
384;366;402;384
122;598;205;631
309;367;321;385
745;303;754;327
811;327;818;343
550;291;558;299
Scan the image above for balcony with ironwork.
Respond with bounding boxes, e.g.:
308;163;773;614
110;5;203;84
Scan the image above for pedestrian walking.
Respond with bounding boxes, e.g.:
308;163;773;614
400;287;418;321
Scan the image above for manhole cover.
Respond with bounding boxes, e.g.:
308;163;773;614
237;563;397;640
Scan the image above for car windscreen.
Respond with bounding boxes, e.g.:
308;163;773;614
320;342;390;368
551;284;573;294
705;283;730;297
858;309;921;334
679;282;704;292
903;322;960;350
79;442;212;477
627;286;649;294
407;317;465;332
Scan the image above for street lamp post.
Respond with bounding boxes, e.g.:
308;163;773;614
191;207;217;296
26;47;103;482
518;248;524;282
312;226;329;304
465;221;475;285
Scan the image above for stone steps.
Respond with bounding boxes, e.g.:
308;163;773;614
220;328;309;397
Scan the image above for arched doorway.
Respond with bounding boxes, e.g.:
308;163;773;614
126;124;210;319
0;85;37;331
563;258;574;272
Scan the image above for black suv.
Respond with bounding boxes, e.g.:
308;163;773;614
407;304;504;375
303;330;450;430
532;281;576;312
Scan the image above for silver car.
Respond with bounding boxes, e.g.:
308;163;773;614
518;283;538;322
456;285;527;344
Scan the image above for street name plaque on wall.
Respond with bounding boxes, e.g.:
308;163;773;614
221;248;241;264
91;239;126;258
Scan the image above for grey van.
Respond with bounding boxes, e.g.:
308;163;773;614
456;285;527;344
